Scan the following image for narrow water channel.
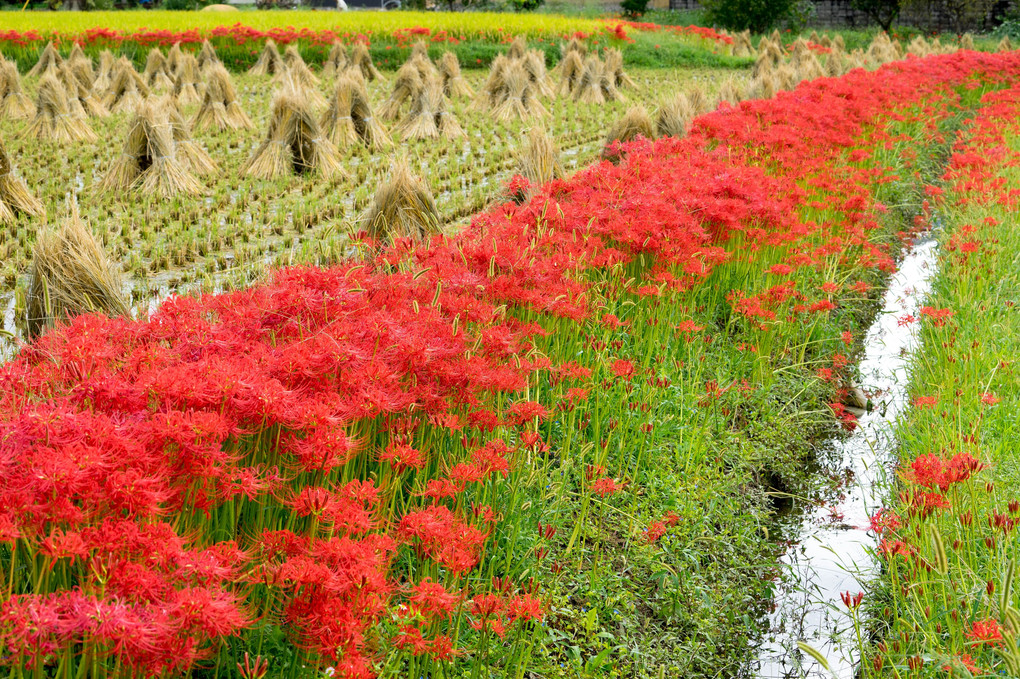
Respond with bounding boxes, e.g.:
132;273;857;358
750;236;939;678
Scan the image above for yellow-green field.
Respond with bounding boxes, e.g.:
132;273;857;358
0;9;604;38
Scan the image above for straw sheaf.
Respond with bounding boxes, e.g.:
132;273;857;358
28;42;63;79
167;43;184;75
556;50;584;98
0;60;36;120
507;36;528;61
26;201;129;339
571;56;623;105
999;36;1014;52
522;50;555;99
282;45;320;86
98;100;202;198
322;42;349;79
560;37;587;60
193;64;252;132
381;61;424;121
198;40;221;71
163;97;217;176
93;50;115;92
103;59;150;115
438;52;474;99
349;42;383;82
25;74;96;143
361;158;441;242
243;82;345;180
492;61;547;121
472;54;511;111
249;39;285;77
516;125;562;190
173;54;205;107
397;74;464;141
604;48;636;90
144;48;173;91
656;92;695;139
0;133;45;225
59;63;110;118
274;62;327;109
604;105;655;159
717;76;744;105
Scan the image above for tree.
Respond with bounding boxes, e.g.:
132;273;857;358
850;0;903;31
700;0;795;33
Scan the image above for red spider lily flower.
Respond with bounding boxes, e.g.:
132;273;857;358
868;509;901;535
966;618;1003;645
840;591;864;610
942;654;982;675
610;359;636;380
237;652;268;679
645;521;668;543
980;392;1001;405
912;395;938;409
379;441;426;474
919;306;954;326
590;477;623;497
407;579;462;620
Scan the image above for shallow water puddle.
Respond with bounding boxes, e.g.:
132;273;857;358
750;237;939;678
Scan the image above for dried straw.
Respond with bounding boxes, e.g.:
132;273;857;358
349;42;383;82
322;73;391;149
103;58;150;115
381;61;424;121
28;42;63;78
243;80;344;179
507;36;528;60
656;92;695;138
193;64;252;131
198;40;221;71
144;48;174;91
65;47;94;89
0;133;45;225
173;54;204;106
93;50;115;92
493;61;546;121
25;74;96;143
322;41;348;79
0;60;35;119
516;126;562;189
571;56;621;104
523;50;555;98
561;37;587;59
604;105;655;159
26;201;129;339
604;48;636;89
282;45;320;86
163;97;217;175
167;43;184;75
59;63;109;118
249;39;285;76
1000;36;1014;52
438;52;473;98
717;75;744;105
556;51;584;98
99;99;202;198
361;158;441;242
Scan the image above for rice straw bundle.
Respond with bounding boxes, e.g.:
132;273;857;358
173;54;204;106
322;41;348;79
26;201;129;339
144;48;174;91
28;42;63;78
1000;36;1014;52
474;54;511;110
556;50;584;97
869;33;899;63
523;50;555;98
59;63;109;118
243;81;344;180
321;74;359;149
753;40;784;78
349;42;383;81
561;37;587;59
163;98;217;175
732;30;755;58
507;36;528;60
93;50;115;92
103;58;150;114
276;62;327;109
572;56;621;104
25;74;96;143
65;46;94;88
0;133;45;225
409;41;436;72
282;45;320;86
395;75;441;140
349;74;390;149
198;40;221;71
193;64;252;131
361;157;440;242
833;35;846;52
775;64;798;90
99;99;202;198
0;60;35;119
685;84;712;116
824;53;845;78
438;51;473;98
603;48;636;89
381;61;424;121
516;125;562;189
717;76;744;105
788;38;810;70
604;105;655;159
167;43;184;75
492;61;546;121
656;92;695;138
249;39;285;76
748;72;778;100
797;53;825;81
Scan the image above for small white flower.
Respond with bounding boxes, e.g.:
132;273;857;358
324;668;335;677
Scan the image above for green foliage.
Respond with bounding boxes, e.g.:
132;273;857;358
849;0;903;31
700;0;795;33
620;0;651;19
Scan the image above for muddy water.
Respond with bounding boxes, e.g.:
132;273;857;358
750;237;939;678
